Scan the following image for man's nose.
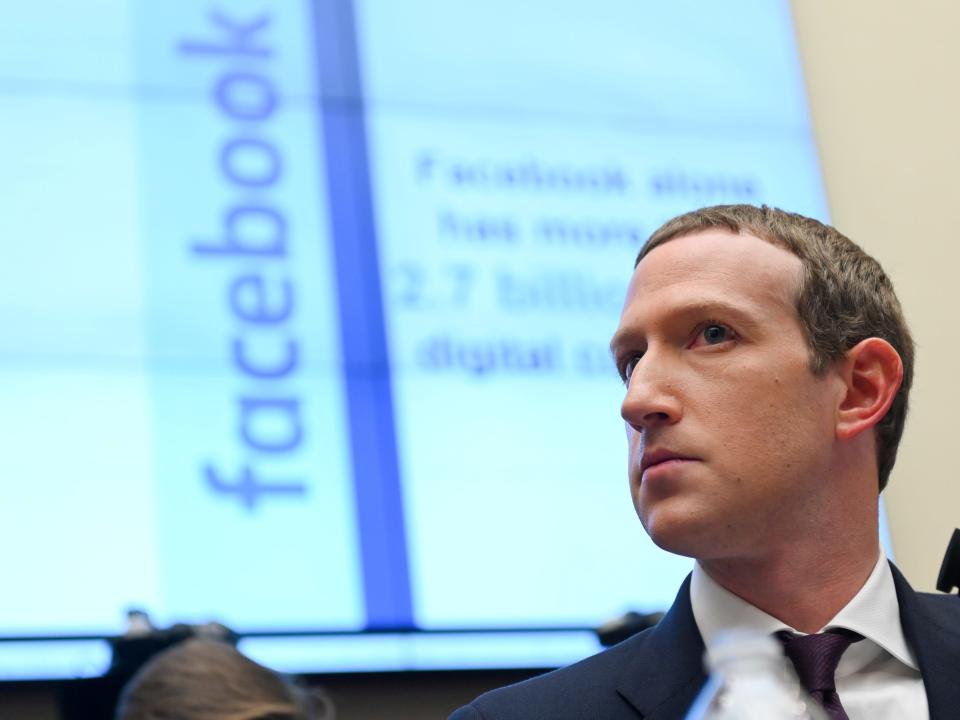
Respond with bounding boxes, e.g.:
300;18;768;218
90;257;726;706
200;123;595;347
620;357;682;431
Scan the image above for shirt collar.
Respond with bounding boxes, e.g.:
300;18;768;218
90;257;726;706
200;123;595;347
690;551;919;672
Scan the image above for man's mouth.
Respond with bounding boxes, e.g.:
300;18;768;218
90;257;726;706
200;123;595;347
640;448;698;476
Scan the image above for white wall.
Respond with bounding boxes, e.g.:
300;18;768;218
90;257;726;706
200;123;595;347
791;0;960;590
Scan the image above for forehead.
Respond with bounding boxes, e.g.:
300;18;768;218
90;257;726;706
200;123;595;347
618;229;803;331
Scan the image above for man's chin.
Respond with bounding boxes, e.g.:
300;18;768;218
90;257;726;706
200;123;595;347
640;510;720;559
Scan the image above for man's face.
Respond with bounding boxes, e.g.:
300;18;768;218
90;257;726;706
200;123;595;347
611;229;845;561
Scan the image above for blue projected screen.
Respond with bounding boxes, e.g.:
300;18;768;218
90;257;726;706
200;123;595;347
0;1;839;679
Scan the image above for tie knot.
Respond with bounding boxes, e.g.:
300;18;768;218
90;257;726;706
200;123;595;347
776;629;863;693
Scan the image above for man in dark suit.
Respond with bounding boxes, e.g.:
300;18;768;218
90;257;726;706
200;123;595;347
450;205;960;719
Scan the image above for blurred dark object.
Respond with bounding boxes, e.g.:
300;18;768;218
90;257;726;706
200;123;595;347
936;528;960;594
595;611;664;647
108;613;237;678
58;611;238;720
115;637;333;720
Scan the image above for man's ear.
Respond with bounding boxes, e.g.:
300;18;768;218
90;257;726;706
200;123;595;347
836;337;904;441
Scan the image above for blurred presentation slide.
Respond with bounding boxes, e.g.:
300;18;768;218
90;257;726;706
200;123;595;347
0;0;838;676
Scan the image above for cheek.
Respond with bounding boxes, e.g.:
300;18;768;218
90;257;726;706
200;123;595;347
715;369;832;472
625;427;644;504
624;416;643;448
625;426;643;483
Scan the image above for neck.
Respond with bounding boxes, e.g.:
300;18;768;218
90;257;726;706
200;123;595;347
699;525;880;634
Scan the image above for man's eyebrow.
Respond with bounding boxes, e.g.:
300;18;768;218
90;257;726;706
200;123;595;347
608;299;760;358
608;328;635;359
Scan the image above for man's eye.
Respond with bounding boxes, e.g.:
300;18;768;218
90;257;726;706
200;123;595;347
702;324;728;345
622;354;643;382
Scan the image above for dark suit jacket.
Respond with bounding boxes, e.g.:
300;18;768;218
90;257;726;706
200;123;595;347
449;563;960;719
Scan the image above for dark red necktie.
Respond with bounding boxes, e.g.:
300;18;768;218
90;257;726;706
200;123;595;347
776;629;863;720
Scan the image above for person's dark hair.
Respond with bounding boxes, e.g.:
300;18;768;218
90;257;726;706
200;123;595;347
115;639;333;720
636;204;914;491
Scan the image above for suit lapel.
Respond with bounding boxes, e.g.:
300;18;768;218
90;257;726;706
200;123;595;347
612;562;960;718
890;562;960;720
615;575;707;719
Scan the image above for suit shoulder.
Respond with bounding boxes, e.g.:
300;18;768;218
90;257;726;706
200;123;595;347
456;630;655;720
914;589;960;623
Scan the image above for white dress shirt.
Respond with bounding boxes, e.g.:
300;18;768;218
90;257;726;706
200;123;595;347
690;552;928;719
